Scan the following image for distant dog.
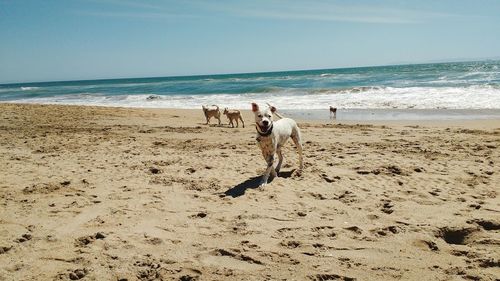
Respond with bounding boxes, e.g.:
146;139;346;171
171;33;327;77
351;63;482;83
252;103;303;187
202;105;221;125
329;106;337;119
223;108;245;128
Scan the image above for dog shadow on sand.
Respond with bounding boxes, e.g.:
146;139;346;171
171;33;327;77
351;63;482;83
224;170;295;198
197;122;235;128
198;123;221;127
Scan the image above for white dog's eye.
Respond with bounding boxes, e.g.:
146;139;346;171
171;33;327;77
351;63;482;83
266;114;271;118
258;114;262;117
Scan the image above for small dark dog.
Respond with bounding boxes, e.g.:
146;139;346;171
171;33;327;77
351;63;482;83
329;106;337;119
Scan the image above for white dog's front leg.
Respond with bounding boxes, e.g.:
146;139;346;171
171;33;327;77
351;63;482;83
260;155;275;187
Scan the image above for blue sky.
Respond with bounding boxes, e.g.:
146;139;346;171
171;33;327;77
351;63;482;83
1;0;499;83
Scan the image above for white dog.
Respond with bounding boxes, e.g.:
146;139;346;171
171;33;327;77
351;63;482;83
251;103;303;187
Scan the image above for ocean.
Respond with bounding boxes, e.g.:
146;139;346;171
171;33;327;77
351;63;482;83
2;61;500;118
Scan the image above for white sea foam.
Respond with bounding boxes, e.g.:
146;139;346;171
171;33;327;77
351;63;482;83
20;87;39;91
6;85;500;110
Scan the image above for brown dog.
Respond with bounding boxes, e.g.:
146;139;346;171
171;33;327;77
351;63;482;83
202;105;221;125
223;108;245;128
329;106;337;119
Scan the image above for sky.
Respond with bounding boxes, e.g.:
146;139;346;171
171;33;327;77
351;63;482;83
1;0;500;84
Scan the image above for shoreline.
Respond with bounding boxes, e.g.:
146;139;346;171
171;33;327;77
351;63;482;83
3;102;500;124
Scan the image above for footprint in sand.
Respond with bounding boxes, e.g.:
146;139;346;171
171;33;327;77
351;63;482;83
74;232;106;247
297;211;307;217
311;226;337;239
380;200;394;214
189;212;207;219
179;274;200;281
467;218;500;231
145;237;163;245
148;167;161;174
428;188;441;197
55;268;89;280
69;268;88;280
321;173;340;183
0;246;13;254
309;192;327;200
344;226;363;235
475;257;500;268
468;203;482;210
240;240;260;249
308;273;356;281
435;226;479;245
15;233;32;243
132;255;177;280
334;190;356;204
279;240;301;249
371;225;401;237
414;239;439;251
211;248;264;265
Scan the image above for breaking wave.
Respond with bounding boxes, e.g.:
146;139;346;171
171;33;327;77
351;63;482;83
5;85;500;110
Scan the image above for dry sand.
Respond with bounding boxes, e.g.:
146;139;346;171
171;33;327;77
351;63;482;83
0;103;499;281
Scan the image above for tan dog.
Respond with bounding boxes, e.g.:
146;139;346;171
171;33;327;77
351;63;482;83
223;108;245;128
329;106;337;119
202;105;221;125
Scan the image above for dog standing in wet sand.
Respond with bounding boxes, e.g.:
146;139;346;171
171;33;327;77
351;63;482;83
202;105;221;125
223;108;245;128
330;106;337;119
252;103;303;187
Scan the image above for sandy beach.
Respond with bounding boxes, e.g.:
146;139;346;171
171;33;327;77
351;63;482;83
0;103;499;281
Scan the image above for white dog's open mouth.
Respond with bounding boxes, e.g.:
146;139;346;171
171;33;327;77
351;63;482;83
258;123;270;132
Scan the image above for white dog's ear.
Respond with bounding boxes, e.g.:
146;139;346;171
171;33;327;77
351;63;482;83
251;103;259;112
270;106;277;113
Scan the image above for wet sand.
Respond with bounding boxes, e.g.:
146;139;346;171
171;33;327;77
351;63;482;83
0;103;499;281
283;108;500;121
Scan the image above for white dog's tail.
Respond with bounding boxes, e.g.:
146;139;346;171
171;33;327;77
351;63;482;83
274;112;284;119
266;102;284;119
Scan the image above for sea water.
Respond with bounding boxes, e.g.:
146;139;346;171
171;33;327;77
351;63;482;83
1;61;500;117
